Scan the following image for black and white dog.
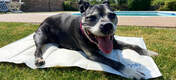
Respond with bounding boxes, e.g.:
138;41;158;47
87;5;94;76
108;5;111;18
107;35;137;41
33;0;158;79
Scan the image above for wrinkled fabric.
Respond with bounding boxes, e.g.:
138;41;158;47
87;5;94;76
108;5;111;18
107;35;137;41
0;33;162;79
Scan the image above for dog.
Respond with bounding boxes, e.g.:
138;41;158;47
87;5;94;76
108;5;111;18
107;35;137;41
33;0;158;79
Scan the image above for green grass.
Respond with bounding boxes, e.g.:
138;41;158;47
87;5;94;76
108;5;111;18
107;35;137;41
0;22;176;80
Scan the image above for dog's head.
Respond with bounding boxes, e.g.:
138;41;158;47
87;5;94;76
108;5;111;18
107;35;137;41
79;0;118;54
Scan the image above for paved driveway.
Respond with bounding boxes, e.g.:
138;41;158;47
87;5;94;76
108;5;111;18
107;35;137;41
0;12;176;28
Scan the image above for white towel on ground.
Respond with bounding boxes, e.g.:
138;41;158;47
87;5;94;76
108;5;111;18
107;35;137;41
0;33;162;79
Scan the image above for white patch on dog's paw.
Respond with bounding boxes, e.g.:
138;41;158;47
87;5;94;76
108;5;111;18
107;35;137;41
35;58;45;67
121;65;146;80
147;50;158;56
144;50;158;56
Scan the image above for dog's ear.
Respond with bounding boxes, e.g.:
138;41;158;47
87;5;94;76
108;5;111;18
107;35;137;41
103;0;110;6
79;0;90;13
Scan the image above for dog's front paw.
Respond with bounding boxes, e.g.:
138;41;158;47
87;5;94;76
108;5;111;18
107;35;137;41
147;50;158;56
35;58;45;67
120;66;146;80
142;50;158;56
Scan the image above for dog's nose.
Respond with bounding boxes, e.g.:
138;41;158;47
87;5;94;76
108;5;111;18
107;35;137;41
100;23;114;35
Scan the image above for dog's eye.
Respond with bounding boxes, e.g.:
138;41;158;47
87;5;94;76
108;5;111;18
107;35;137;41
86;16;97;21
108;13;116;19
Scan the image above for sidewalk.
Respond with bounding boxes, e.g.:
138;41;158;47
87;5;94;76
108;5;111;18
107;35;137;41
0;12;176;28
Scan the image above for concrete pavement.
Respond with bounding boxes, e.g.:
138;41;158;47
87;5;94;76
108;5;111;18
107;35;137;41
0;12;176;28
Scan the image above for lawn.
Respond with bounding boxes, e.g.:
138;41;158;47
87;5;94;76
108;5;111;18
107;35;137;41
0;22;176;80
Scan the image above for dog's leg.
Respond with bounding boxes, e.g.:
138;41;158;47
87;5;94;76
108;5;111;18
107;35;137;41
82;48;124;71
33;30;47;67
82;48;145;79
113;38;158;56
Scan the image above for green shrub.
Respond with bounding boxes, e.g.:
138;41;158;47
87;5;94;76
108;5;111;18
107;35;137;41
111;0;128;11
110;3;128;11
89;0;101;5
110;3;120;11
160;0;176;11
128;0;151;11
63;1;78;11
151;0;165;10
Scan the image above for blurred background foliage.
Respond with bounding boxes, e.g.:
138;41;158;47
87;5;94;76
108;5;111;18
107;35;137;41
63;0;176;11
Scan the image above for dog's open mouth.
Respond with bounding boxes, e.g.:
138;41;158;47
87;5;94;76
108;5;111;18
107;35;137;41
85;29;113;54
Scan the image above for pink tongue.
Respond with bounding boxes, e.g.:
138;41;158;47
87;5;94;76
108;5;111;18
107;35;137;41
96;36;113;54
